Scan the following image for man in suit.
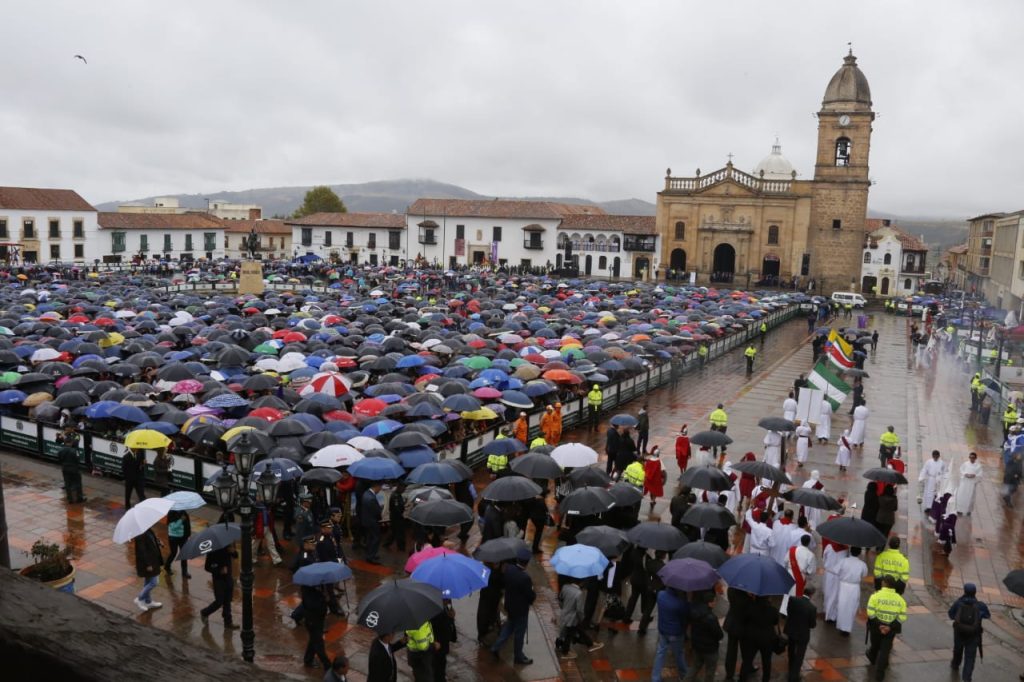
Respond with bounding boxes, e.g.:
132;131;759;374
490;558;536;665
784;585;818;682
367;632;406;682
122;447;146;509
360;482;383;564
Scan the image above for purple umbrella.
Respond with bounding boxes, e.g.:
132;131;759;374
657;558;720;591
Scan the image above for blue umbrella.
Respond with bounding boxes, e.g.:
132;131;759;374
294;561;354;586
84;400;120;419
481;438;526;456
522;382;556;397
441;394;481;412
406;461;462;485
610;414;639;427
252;457;304;481
657;558;720;591
289;413;325;433
396;445;438;469
109;404;150;423
406;402;444;419
717;553;795;596
362;419;404;438
348;456;405;481
411;554;490;599
0;389;28;405
551;544;609;578
204;393;250;409
499;390;533;409
396;355;427;368
163;490;206;511
132;421;181;436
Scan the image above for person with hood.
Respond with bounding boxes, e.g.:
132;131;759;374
675;425;691;471
550;402;563;444
762;430;783;468
835;429;852;472
688;590;724;682
816;398;833;443
948;583;990;682
801;471;826;529
643;446;665;508
513;411;529;445
540;405;557;444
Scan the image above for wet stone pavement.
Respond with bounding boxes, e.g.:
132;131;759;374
4;312;1024;681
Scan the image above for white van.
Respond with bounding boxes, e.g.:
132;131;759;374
831;291;867;308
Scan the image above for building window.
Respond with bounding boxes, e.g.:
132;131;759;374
111;231;126;253
835;137;851;166
346;231;354;247
163;234;172;252
883;253;891;265
674;221;685;240
1019;260;1024;279
369;253;378;266
301;228;313;246
520;259;531;270
863;252;871;264
389;231;401;250
49;244;60;260
73;219;84;238
74;244;84;259
140;235;149;252
598;256;607;269
492;226;502;242
419;228;436;245
800;253;811;276
185;234;193;251
767;225;779;245
0;219;7;239
204;233;216;252
456;224;465;240
368;233;376;249
324;230;332;247
904;278;912;290
23;219;35;239
48;219;60;239
832;219;842;230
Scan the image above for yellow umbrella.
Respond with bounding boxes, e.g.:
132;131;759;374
23;303;36;312
221;425;256;442
460;407;498;421
23;392;53;407
87;272;99;279
98;332;126;348
124;430;171;450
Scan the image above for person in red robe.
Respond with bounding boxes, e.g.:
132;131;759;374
738;451;758;508
674;425;691;471
643;446;665;508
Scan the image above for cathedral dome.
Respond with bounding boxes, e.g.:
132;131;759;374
822;51;872;111
753;141;795;180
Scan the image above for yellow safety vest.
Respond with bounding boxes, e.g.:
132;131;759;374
530;436;547;449
744;346;757;359
486;453;509;473
405;621;435;652
1004;408;1018;427
879;431;900;448
760;323;767;333
866;587;907;624
873;549;910;582
709;409;728;427
588;389;603;407
623;461;645;487
698;346;708;357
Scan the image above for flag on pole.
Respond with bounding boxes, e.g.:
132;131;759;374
807;360;851;409
826;330;854;369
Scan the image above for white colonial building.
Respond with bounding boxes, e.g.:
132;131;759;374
97;212;227;263
556;214;659;279
223;219;292;260
0;187;101;265
860;221;929;296
287;212;408;265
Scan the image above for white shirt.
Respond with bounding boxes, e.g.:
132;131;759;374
745;509;775;554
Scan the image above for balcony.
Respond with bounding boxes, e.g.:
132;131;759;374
523;238;544;250
623;236;657;252
901;264;926;274
569;241;620;253
980;246;992;256
418;235;437;245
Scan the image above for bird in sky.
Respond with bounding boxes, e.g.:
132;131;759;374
73;55;87;64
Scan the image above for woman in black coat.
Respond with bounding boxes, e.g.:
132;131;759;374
874;484;898;543
860;481;879;526
133;528;163;611
738;595;779;682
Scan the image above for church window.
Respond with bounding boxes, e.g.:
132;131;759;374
800;253;811;276
863;252;871;264
883;253;892;265
832;219;842;230
767;225;779;245
674;221;685;240
835;137;851;166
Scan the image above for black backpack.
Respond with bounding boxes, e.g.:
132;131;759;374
953;601;980;636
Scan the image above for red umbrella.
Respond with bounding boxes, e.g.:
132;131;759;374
323;410;356;423
334;357;357;369
353;398;386;417
282;332;307;343
468;339;487;349
301;373;350;398
249;407;284;422
543;369;576;383
94;318;118;327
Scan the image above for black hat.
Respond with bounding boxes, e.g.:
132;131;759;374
302;534;317;543
319;518;332;527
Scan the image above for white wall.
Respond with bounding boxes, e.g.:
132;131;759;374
98;227;226;262
292;225;406;265
403;215;562;268
0;209;101;264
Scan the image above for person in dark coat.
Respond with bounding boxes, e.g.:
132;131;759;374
301;584;331;670
132;527;163;611
605;425;621;475
860;481;879;527
738;596;778;682
290;535;319;624
949;582;990;682
481;501;505;542
200;546;238;629
431;599;457;682
489;558;535;664
614;430;638;476
278;478;297;539
367;633;406;682
383;482;407;552
636;405;650;454
874;485;898;542
359;482;383;563
784;586;818;682
722;587;751;682
122;447;146;509
669;486;692;532
315;519;345;616
525;493;549;554
476;560;504;643
625;548;665;634
688;590;724;682
57;443;85;503
294;494;317;542
163;509;191;577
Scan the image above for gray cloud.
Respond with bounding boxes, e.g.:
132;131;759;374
1;0;1022;218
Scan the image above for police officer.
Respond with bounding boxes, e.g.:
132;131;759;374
969;373;984;412
759;320;768;345
530;435;548;449
866;575;907;680
878;426;900;468
744;343;757;373
486;448;510;479
623;459;645;489
709;404;728;434
587;384;603;431
698;343;709;368
290;534;319;625
405;619;437;682
873;536;910;594
301;583;331;670
1003;403;1019;441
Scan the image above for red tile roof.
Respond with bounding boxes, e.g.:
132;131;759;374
558;214;657;235
0;187;95;212
947;244;968;255
892;227;927;252
222;219;290;235
97;212;225;230
407;198;604;220
286;212;406;228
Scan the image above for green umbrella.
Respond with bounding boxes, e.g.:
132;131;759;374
561;348;585;360
0;327;13;336
462;356;491;370
0;371;20;384
253;343;278;355
508;358;527;368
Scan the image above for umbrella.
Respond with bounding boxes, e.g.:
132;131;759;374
356;579;444;634
408;487;454;506
862;468;909;485
509;452;563;479
757;416;796;432
226;430;275;455
673;540;727;568
163;491;205;511
551;544;609;578
481;438;526;456
682;503;736;529
294;561;354;586
732;460;791;485
1003;569;1024;597
718;553;795;596
348;436;384;451
408;499;474;527
406;461;465;486
679;465;734;492
180;523;242;559
842;368;870;378
405;546;456;573
124;429;171;450
482;475;542;502
609;414;638;427
658;558;721;591
551;443;599;468
782;488;843;511
607;480;644;506
575;525;630;558
411;554;490;599
112;497;175;543
308;444;365;468
816;517;887;548
567;465;612;489
559;486;616;516
252;458;304;481
473;537;532;563
301;468;343;486
689;430;733;447
347;456;405;480
626;522;688;551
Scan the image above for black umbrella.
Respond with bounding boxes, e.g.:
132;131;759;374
300;431;344;450
388;431;434;449
816;517;886;548
862;468;909;485
689;430;732;447
356;579;444;634
672;540;727;568
607;480;644;507
52;391;91;409
559;486;616;516
626;522;688;552
301;468;343;486
180;523;241;560
482;475;542;502
783;488;843;511
679;465;734;492
757;416;795;432
731;460;791;485
682;503;736;529
269;418;310;437
576;525;630;558
186;423;226;448
242;374;279;391
407;499;474;527
1003;569;1024;598
408;487;454;505
509;452;563;479
473;537;532;563
226;430;274;455
567;465;612;489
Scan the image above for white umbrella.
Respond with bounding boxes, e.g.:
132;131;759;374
551;443;599;468
309;444;365;467
348;436;384;451
113;497;175;544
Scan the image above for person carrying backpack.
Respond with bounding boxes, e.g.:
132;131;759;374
948;583;990;682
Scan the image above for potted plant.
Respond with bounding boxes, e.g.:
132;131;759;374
19;539;76;592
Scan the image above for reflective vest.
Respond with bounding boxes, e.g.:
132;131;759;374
971;377;983;395
760;322;768;333
486;453;509;473
623;461;645;487
588;388;603;407
1004;407;1019;427
709;408;728;427
873;548;910;582
698;346;708;358
879;431;900;448
744;346;757;359
866;587;907;624
530;436;547;449
405;621;435;652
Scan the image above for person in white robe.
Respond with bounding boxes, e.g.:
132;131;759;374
835;547;868;634
720;460;739;516
801;471;826;530
849;404;869;448
763;430;782;468
835;430;852;471
780;536;817;615
822;544;848;623
770;509;797;565
744;508;774;557
816;400;832;443
795;423;812;466
783;393;798;422
918;449;949;511
955;452;982;515
692;446;716;469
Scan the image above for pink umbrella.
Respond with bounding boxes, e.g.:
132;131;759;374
404;546;456;574
472;387;502;400
172;379;204;394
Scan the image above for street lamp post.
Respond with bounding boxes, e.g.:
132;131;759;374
211;445;279;664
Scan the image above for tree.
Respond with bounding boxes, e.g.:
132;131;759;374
291;186;347;218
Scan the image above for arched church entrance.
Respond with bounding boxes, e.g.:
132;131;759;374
880;277;890;295
670;248;686;276
712;243;735;283
761;255;780;285
862;275;877;295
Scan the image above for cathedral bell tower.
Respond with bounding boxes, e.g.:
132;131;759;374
808;50;875;292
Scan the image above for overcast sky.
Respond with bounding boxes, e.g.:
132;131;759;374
2;1;1022;218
